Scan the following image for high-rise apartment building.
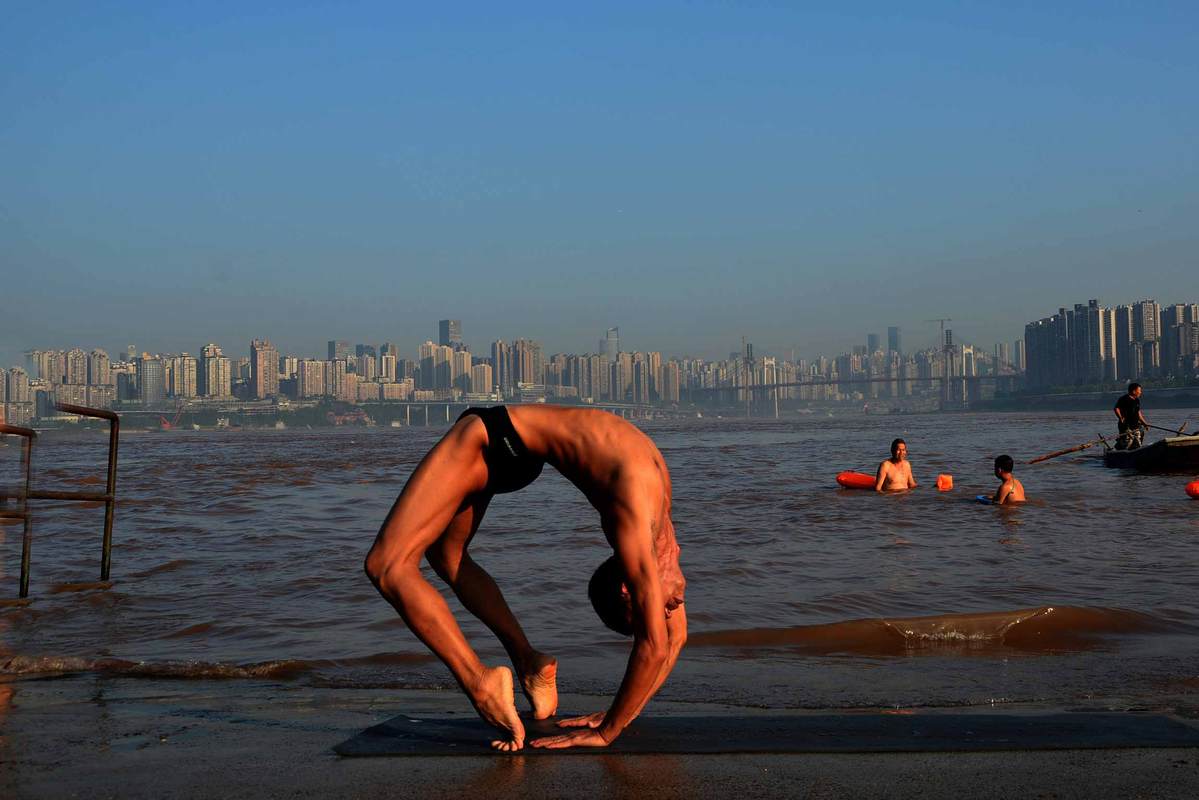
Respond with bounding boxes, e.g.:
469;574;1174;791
323;359;348;400
328;340;351;362
602;327;619;361
1131;300;1161;343
1013;339;1026;372
491;340;512;395
380;353;397;383
136;356;166;405
115;366;138;401
88;350;112;386
633;359;652;404
298;359;326;398
470;363;493;395
418;341;437;390
31;350;66;384
168;355;198;398
661;361;681;404
451;349;472;393
513;339;542;385
250;339;279;399
396;358;416;381
356;354;378;381
887;326;902;356
1161;304;1196;376
433;345;454;390
439;320;463;347
6;368;30;403
199;344;232;398
994;342;1010;371
585;354;609;402
867;333;881;354
1024;310;1070;388
611;351;634;401
65;349;88;384
1082;300;1116;382
647;351;662;399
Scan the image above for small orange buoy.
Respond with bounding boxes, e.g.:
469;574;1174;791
1187;480;1199;498
936;474;954;492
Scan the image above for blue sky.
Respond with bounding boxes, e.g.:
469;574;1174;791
2;1;1196;365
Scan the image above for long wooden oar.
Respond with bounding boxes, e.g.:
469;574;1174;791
1028;438;1107;464
1029;428;1139;464
1143;421;1190;436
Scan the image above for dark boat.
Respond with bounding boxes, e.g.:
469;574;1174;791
1103;435;1199;472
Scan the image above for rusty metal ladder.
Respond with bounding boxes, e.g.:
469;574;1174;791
0;403;120;600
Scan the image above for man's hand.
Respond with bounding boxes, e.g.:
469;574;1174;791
530;727;611;749
556;711;606;729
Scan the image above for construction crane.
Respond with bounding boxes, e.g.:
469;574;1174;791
159;401;186;431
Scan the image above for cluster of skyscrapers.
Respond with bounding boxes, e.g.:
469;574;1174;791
4;318;1053;425
1024;299;1199;389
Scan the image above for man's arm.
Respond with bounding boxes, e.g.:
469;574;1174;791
906;464;918;489
552;607;687;729
531;519;672;749
995;481;1012;505
874;461;889;492
535;607;687;747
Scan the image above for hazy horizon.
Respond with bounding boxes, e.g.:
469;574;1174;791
3;3;1196;367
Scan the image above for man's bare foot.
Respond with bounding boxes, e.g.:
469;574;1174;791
468;665;525;750
519;652;559;719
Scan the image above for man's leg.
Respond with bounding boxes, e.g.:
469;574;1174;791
364;420;526;749
428;495;558;719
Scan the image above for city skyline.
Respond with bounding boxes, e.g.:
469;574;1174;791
10;317;1024;374
9;289;1196;427
3;4;1196;372
9;290;1196;373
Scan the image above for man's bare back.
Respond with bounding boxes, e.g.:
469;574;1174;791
995;477;1026;505
364;405;686;751
992;455;1025;505
509;406;685;613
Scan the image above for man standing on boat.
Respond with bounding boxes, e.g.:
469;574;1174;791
1113;383;1149;451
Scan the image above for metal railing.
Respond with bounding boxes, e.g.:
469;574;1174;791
1;403;121;599
0;422;35;598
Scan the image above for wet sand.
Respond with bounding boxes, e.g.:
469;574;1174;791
3;677;1198;799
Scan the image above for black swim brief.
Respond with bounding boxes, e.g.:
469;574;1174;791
457;406;545;494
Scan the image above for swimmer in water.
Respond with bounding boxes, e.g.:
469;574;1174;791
992;454;1026;505
364;405;686;751
875;438;918;492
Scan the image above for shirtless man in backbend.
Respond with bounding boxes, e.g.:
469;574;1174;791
875;437;918;492
364;405;686;751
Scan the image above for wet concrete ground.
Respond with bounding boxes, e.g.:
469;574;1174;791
3;677;1199;799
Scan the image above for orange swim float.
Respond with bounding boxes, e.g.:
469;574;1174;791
1187;480;1199;499
836;471;876;490
936;474;954;491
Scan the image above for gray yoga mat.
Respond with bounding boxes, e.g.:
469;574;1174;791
334;712;1199;757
